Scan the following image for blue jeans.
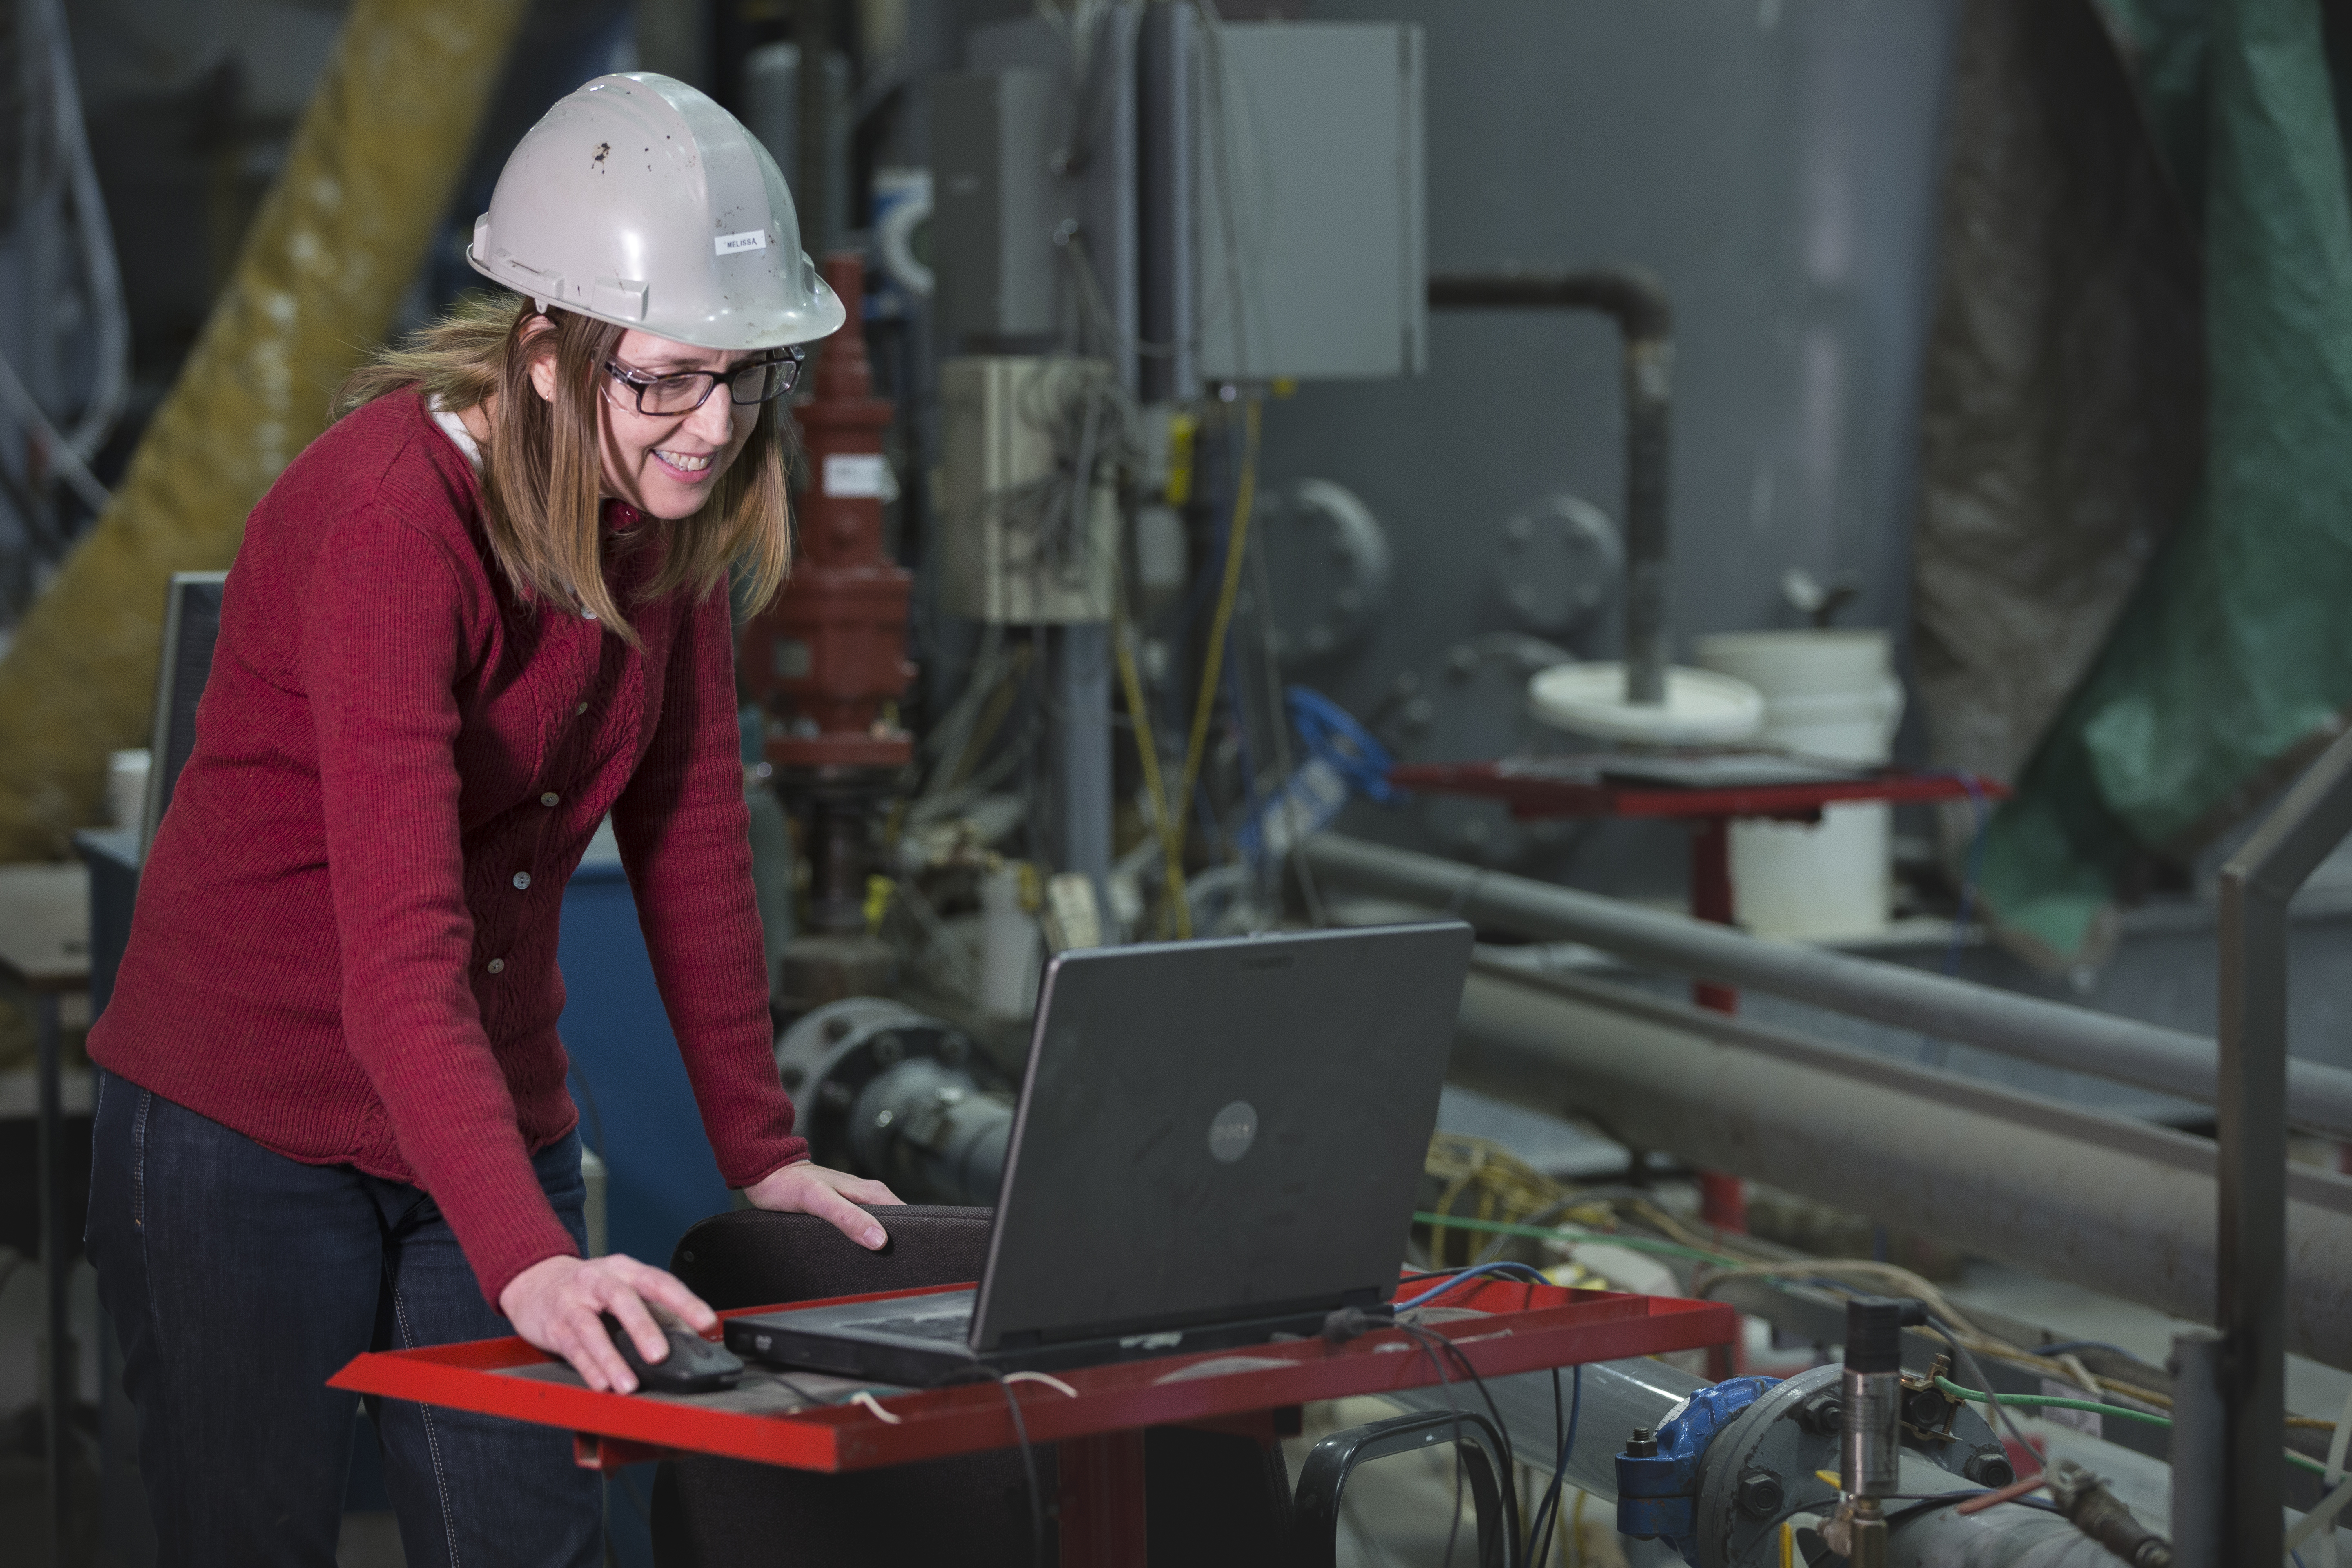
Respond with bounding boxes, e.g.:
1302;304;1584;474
85;1070;601;1568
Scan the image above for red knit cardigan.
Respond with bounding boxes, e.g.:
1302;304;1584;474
89;391;806;1306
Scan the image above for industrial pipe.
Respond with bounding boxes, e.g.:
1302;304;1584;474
1303;833;2352;1141
1428;270;1673;703
1447;962;2352;1370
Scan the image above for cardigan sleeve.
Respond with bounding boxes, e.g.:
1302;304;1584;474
300;506;581;1306
610;581;809;1186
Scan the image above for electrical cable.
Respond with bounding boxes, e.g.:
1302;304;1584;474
2296;1381;2352;1560
1111;601;1191;936
1244;518;1328;927
1526;1364;1584;1567
1933;1373;2339;1479
930;1363;1047;1568
1924;1317;2042;1485
1396;1313;1471;1568
1171;396;1262;869
1394;1261;1553;1313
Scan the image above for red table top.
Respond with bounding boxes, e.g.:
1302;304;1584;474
330;1276;1735;1474
1388;759;2007;823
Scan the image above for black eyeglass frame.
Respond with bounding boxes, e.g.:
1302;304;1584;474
601;347;805;415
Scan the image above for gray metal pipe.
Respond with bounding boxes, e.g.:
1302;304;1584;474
1389;1354;1703;1503
1449;964;2352;1370
1304;833;2352;1142
1884;1506;2132;1567
1428;271;1673;704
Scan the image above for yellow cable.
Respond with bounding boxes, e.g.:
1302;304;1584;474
1172;395;1261;866
1568;1487;1586;1566
1111;604;1192;939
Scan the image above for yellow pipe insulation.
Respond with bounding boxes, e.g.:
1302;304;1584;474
0;0;530;860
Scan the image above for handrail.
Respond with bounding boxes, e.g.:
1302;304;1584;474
1301;833;2352;1140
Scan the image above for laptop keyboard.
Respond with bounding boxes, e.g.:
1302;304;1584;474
840;1311;974;1343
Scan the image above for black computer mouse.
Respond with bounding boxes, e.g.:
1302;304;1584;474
600;1312;745;1395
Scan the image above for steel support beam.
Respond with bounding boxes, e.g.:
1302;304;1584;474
1304;832;2352;1140
2215;729;2352;1558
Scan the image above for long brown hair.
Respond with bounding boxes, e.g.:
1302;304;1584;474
335;292;792;645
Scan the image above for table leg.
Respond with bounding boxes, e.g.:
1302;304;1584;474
1689;818;1748;1380
38;989;71;1565
1058;1429;1148;1566
1687;820;1746;1232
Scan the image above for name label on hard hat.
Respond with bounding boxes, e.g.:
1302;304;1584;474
715;229;768;255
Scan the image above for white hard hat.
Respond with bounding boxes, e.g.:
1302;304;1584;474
467;72;847;352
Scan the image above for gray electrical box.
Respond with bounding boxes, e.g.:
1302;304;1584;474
1196;22;1427;382
931;68;1076;343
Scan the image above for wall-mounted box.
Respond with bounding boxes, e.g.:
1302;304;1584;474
1196;22;1427;382
931;69;1076;343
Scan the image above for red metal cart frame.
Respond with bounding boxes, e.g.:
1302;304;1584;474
332;1275;1735;1566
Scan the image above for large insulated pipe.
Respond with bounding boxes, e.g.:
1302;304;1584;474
1303;833;2352;1142
1390;1355;1704;1503
1448;962;2352;1370
1428;271;1673;704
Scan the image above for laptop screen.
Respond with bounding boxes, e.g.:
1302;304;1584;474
971;922;1473;1348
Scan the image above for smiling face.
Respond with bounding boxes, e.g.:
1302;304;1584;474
528;328;765;520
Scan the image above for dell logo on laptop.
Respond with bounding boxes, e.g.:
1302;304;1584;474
1208;1100;1258;1163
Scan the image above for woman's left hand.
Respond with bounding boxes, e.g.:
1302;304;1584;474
744;1160;904;1248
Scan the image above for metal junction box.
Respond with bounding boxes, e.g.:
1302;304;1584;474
940;356;1121;624
1196;22;1428;382
931;68;1076;342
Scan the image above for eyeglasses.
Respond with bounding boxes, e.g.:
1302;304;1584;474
602;348;804;416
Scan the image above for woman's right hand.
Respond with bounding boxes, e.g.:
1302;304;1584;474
499;1252;717;1393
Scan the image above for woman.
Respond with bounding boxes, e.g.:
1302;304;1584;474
82;74;895;1565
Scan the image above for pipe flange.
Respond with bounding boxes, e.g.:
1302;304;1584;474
1256;478;1392;665
773;998;1003;1172
1492;493;1620;638
1690;1362;2003;1568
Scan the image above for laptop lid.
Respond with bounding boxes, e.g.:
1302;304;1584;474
970;921;1473;1350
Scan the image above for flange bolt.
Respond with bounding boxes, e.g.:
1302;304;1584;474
1963;1443;2015;1488
1625;1426;1658;1457
1736;1470;1785;1519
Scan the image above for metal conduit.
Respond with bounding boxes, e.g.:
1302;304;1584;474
1449;962;2352;1370
1428;271;1673;704
1303;833;2352;1142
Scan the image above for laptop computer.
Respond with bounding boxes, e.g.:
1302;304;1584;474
725;921;1474;1386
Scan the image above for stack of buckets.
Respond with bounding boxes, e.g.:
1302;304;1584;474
1693;630;1905;941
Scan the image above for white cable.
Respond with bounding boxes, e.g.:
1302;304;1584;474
849;1390;904;1425
1002;1371;1080;1398
2291;1383;2352;1560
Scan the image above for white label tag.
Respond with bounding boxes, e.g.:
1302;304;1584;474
714;229;767;255
823;453;889;499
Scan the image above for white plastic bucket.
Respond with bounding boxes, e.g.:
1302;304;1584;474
1693;630;1904;940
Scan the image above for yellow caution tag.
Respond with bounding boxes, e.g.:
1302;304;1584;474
864;875;896;935
1165;412;1198;506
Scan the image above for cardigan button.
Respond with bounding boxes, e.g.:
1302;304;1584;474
576;702;589;716
541;792;559;807
486;958;506;975
512;871;532;891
